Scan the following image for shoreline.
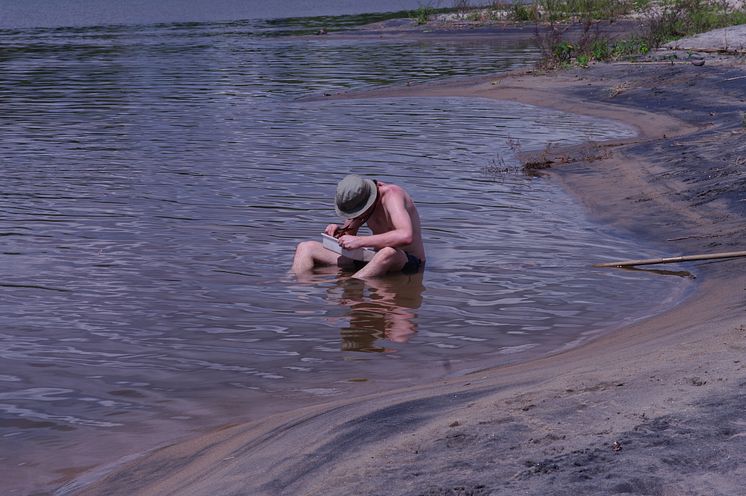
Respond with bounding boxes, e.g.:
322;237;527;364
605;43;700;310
72;33;745;495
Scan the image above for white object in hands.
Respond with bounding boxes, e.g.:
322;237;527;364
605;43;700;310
321;233;375;262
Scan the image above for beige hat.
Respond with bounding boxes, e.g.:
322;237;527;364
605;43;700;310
335;174;378;219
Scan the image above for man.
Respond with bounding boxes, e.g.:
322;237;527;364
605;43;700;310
291;174;426;279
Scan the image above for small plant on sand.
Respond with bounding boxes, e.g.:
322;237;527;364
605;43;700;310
482;154;522;179
608;81;634;97
483;139;545;179
506;137;523;157
611;38;650;58
411;4;435;25
552;40;575;63
590;39;610;60
509;2;540;21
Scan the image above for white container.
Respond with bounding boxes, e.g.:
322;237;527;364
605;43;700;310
321;233;375;262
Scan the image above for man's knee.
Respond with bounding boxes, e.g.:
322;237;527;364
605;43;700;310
295;240;318;256
372;247;405;267
292;241;325;273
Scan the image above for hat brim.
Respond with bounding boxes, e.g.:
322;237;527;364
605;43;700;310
335;178;378;219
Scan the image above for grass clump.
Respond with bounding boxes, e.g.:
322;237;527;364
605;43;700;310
511;2;541;21
410;4;436;25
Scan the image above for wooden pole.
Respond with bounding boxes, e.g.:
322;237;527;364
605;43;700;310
593;250;746;268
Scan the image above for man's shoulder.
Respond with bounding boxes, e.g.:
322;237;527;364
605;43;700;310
381;183;409;199
380;184;417;216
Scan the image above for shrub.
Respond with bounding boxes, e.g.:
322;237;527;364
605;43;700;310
590;39;610;60
553;41;575;62
511;2;540;21
411;5;434;25
534;0;745;68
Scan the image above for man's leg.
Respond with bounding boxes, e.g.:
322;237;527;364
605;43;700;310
352;247;407;280
291;240;340;274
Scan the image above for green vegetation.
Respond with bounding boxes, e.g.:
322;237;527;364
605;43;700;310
535;0;638;22
411;4;436;25
510;2;541;21
553;40;575;62
609;38;650;58
410;0;744;67
644;0;746;47
489;0;636;22
467;9;484;21
539;36;652;67
522;0;746;68
522;0;639;68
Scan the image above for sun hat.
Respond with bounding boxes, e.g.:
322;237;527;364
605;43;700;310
334;174;378;219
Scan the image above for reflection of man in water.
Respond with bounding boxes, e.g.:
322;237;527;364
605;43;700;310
292;174;426;280
336;275;425;352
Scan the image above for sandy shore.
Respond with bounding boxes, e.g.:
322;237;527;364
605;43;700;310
72;30;745;496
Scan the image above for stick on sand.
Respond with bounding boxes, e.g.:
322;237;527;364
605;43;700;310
594;250;746;268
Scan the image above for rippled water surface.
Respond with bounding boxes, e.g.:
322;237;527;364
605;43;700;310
0;9;690;495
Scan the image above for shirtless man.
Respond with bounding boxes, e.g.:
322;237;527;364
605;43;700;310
291;174;426;280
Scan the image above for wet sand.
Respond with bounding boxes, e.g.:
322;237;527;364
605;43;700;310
71;29;745;496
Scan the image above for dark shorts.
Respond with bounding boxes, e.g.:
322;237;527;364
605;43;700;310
401;252;423;274
350;251;424;274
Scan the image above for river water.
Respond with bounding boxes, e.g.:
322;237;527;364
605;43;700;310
0;4;690;494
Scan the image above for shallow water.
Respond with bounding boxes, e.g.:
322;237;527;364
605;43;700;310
0;9;691;495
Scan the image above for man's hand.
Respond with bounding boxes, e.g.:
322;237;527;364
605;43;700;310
326;221;357;238
324;224;340;237
337;234;364;250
